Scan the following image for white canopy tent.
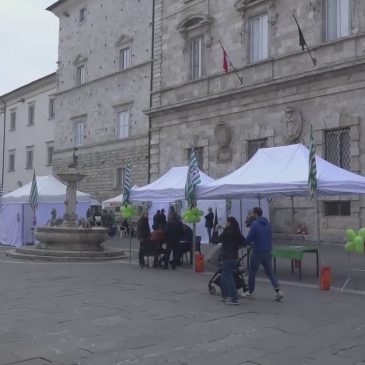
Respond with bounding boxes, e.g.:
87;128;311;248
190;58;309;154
0;175;91;247
197;144;365;199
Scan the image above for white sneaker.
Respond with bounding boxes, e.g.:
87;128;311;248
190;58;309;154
274;290;284;302
240;291;254;299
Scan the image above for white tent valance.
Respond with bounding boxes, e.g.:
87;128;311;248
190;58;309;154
1;175;91;204
129;166;214;202
197;144;365;199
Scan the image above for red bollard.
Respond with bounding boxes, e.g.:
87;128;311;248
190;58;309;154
320;266;331;290
195;253;204;273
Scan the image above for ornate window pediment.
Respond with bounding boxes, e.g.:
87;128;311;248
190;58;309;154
114;34;133;48
234;0;275;14
73;54;87;65
177;14;214;38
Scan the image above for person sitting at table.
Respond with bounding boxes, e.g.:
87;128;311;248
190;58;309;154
178;224;193;264
242;207;284;302
145;225;166;267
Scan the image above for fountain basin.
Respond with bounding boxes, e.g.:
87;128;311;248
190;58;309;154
35;226;108;251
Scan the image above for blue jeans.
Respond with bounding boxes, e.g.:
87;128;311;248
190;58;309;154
207;227;212;243
221;259;238;300
248;251;280;293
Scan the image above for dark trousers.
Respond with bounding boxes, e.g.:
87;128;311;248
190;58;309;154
207;227;212;243
248;251;280;293
163;242;179;268
221;259;238;300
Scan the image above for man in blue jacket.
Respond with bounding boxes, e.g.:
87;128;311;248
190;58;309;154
243;207;284;301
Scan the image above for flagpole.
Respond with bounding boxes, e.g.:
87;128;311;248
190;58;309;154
218;40;243;85
292;14;317;67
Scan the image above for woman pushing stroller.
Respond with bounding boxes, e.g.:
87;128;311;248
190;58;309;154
216;217;245;305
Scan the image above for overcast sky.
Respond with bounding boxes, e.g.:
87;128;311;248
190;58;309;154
0;0;59;95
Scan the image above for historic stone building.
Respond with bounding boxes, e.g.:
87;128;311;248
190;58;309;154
147;0;365;240
0;73;57;193
47;0;153;201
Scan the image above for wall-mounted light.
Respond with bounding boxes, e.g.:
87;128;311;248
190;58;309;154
17;180;22;187
18;98;25;103
63;11;70;17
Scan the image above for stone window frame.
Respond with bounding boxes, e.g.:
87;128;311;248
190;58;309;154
73;54;88;86
324;127;350;170
9;108;16;131
114;102;133;140
322;0;352;42
115;35;133;72
48;96;56;120
177;14;214;81
46;141;54;166
115;167;126;189
234;0;277;65
8;149;15;172
25;145;34;170
247;137;268;160
249;13;269;63
323;200;351;216
72;115;86;147
79;7;87;24
27;102;35;126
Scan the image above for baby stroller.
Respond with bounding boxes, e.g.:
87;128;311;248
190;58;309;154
208;245;251;296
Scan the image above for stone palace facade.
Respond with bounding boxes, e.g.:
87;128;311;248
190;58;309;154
44;0;365;240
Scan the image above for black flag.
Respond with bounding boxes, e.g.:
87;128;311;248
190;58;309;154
298;24;306;51
211;208;219;244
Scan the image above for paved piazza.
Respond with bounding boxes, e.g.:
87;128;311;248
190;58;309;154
0;251;364;365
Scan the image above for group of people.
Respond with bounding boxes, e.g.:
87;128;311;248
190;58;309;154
216;207;284;305
136;207;193;270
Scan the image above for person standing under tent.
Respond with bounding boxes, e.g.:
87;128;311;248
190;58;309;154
217;217;245;305
152;210;161;230
163;212;184;269
204;207;214;243
242;207;284;301
136;210;151;266
160;209;167;229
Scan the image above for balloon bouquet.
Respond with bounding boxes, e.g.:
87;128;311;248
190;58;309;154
345;228;365;255
182;207;204;224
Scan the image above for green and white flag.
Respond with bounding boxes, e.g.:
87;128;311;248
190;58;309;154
185;149;201;208
29;171;38;211
308;125;317;199
122;163;132;206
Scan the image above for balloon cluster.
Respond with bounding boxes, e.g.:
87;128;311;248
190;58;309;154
345;228;365;255
182;208;204;224
120;205;138;219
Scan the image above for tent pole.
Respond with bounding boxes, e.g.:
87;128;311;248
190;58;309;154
191;222;196;269
239;199;243;232
291;196;295;234
314;193;322;287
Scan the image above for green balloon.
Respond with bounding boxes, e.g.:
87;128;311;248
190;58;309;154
345;229;356;241
344;241;355;252
354;236;363;246
358;228;365;238
355;241;364;255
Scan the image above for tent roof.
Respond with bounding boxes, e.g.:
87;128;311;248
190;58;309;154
128;166;214;202
197;144;365;199
1;175;91;204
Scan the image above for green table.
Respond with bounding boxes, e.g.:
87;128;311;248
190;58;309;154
272;245;319;280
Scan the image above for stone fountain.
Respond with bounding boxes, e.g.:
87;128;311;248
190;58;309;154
7;149;126;261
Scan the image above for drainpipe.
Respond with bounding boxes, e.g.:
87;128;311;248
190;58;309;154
0;97;6;193
148;0;156;184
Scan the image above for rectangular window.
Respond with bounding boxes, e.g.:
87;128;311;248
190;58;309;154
47;146;54;165
247;138;268;160
76;65;85;85
79;7;87;22
10;110;16;131
324;201;350;216
190;37;206;80
119;47;130;71
187;147;204;171
8;151;15;172
117;111;129;139
250;14;269;62
28;104;35;125
49;98;55;119
26;148;34;169
74;121;84;146
324;0;349;41
325;128;350;169
116;167;126;189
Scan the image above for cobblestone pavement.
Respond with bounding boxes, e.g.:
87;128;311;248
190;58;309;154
0;249;364;365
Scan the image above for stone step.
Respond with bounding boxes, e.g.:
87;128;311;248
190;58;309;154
6;250;128;262
15;247;125;258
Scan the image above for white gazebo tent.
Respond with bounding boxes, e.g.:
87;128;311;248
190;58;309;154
0;175;91;247
197;144;365;199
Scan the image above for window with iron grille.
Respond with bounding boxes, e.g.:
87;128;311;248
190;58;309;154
187;147;204;171
324;201;350;216
247;138;268;160
325;128;350;170
116;167;126;189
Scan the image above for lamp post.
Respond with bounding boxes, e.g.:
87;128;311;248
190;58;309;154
0;96;6;195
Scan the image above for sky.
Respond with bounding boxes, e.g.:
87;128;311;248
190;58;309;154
0;0;59;95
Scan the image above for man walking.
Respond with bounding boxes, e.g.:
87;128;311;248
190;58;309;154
242;207;284;301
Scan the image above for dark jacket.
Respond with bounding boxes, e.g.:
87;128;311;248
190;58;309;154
160;213;167;227
245;217;272;252
166;219;184;245
218;227;245;260
137;217;151;241
152;213;160;229
205;212;214;228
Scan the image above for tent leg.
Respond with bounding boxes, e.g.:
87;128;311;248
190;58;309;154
191;223;196;268
314;195;322;288
240;199;243;232
291;196;295;234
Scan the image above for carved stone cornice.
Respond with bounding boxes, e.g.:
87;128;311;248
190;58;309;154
177;14;214;38
234;0;275;14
